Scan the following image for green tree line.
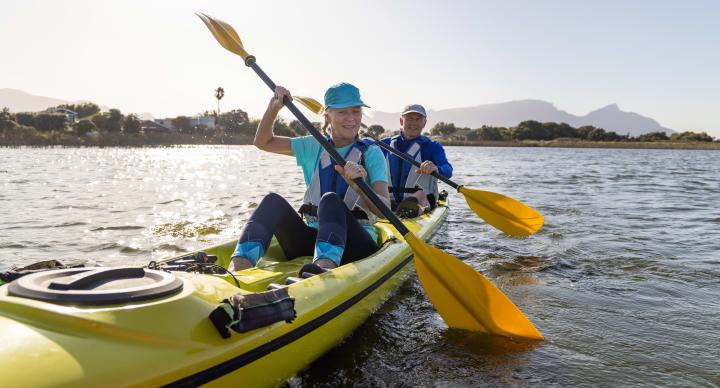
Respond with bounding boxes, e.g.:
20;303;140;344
1;103;716;145
1;103;144;136
427;120;717;143
0;101;321;145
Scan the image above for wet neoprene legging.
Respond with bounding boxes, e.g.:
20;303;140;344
231;192;379;266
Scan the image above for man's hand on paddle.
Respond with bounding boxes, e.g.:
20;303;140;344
416;160;438;175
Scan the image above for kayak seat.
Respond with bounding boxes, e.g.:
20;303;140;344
396;197;428;219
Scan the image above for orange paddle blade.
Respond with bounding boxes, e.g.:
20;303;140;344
407;233;544;340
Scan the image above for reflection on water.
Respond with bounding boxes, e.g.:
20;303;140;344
441;329;541;355
2;146;719;386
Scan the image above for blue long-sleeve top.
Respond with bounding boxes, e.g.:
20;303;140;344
380;133;453;178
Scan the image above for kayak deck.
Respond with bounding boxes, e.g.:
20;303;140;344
0;201;448;387
156;206;434;293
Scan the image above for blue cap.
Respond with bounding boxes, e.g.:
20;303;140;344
324;82;370;109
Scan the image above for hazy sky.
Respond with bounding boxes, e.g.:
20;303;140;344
2;0;718;136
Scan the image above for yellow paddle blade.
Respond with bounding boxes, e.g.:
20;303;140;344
294;95;324;115
460;186;544;237
406;233;544;340
196;13;250;59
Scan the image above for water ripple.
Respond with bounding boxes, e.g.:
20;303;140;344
90;225;145;231
4;221;88;230
2;146;719;386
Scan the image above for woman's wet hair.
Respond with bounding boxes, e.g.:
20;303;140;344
322;111;331;136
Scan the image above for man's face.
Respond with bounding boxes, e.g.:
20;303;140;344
400;112;426;140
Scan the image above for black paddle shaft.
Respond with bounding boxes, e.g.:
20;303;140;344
373;140;460;190
245;58;411;236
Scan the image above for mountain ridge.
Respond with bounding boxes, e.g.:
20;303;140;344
365;99;674;136
1;89;673;136
0;88;70;112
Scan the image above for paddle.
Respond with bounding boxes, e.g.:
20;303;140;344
293;96;545;237
197;13;543;340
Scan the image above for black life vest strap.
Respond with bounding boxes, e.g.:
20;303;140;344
326;138;368;199
388;186;421;194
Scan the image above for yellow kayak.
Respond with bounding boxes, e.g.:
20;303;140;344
0;200;448;387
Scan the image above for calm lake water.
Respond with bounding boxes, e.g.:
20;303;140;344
1;146;718;386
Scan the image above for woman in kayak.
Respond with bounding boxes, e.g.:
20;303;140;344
229;82;391;271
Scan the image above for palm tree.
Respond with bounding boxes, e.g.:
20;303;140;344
214;87;225;117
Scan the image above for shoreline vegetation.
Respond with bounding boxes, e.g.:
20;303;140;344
3;133;719;150
442;139;720;150
2;103;718;150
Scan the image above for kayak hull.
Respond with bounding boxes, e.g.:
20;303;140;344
0;203;448;387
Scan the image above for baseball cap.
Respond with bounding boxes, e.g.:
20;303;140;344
324;82;370;109
401;104;427;117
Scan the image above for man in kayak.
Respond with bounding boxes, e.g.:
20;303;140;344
229;83;391;272
381;104;453;217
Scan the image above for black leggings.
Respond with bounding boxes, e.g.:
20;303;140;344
236;192;379;264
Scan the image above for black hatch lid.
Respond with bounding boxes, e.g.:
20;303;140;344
7;267;183;305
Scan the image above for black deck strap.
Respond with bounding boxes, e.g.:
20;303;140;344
298;263;329;278
285;277;303;285
208;304;234;339
0;259;84;283
208;288;296;338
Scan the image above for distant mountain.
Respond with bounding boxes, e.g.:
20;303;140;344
366;99;673;137
0;88;115;115
581;103;671;136
3;89;673;137
0;89;69;112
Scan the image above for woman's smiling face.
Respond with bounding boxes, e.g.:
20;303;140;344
326;106;363;144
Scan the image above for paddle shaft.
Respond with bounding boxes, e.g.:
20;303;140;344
245;58;411;236
373;139;460;190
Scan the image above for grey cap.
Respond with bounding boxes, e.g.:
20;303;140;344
401;104;427;117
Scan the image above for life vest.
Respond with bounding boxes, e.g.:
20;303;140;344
301;138;376;225
387;135;439;204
